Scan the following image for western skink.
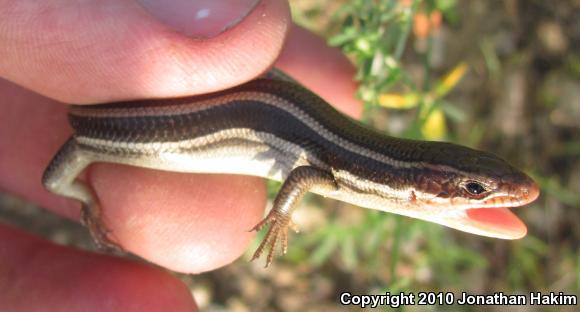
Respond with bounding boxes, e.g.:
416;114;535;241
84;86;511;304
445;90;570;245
42;69;539;267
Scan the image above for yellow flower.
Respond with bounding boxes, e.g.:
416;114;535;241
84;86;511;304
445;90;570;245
378;93;419;109
421;109;447;140
435;63;468;98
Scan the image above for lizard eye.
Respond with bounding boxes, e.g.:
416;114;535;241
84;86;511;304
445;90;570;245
463;181;487;196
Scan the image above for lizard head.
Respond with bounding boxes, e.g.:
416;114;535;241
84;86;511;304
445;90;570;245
408;142;540;239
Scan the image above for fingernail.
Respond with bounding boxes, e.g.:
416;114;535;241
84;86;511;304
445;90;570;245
138;0;260;38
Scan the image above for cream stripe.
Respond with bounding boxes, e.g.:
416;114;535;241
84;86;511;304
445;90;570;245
77;128;328;169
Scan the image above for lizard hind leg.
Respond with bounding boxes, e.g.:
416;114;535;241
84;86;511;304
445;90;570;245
250;166;337;267
42;137;122;252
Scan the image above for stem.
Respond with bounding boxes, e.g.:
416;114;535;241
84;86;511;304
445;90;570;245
394;0;419;60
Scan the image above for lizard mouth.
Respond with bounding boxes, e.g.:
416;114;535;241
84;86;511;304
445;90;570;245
449;183;540;239
463;207;528;239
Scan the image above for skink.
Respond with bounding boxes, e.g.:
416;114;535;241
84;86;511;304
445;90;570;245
42;69;539;267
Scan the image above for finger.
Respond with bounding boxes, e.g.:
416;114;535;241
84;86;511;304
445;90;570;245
91;165;266;273
0;223;197;311
276;24;362;118
0;0;290;103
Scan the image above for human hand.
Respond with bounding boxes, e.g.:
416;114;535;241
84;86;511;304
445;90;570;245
0;0;360;310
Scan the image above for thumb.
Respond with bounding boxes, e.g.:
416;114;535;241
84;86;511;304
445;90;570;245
0;0;290;103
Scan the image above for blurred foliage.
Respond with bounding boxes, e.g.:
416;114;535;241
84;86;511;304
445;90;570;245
291;0;483;287
279;0;580;310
